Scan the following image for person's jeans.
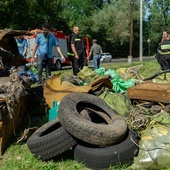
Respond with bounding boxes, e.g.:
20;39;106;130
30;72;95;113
17;55;26;75
93;54;100;70
21;65;26;72
37;55;52;84
72;58;80;76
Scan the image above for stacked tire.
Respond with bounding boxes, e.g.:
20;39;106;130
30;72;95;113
26;118;77;161
73;130;139;169
27;92;139;169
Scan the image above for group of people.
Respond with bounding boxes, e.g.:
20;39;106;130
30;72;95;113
156;30;170;71
15;23;103;84
16;23;170;84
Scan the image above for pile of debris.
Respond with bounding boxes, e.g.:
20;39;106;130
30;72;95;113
26;66;170;169
0;29;34;155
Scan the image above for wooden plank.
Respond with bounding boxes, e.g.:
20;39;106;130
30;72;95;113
127;82;170;103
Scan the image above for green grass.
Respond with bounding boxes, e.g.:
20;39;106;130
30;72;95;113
1;59;170;170
52;59;161;79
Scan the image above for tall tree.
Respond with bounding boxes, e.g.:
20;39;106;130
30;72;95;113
147;0;170;52
89;0;142;57
60;0;113;35
0;0;65;30
0;0;14;29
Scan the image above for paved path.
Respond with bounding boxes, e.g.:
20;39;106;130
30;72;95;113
104;56;155;63
62;56;156;70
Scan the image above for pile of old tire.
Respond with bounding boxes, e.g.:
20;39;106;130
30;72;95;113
58;92;139;169
27;92;139;169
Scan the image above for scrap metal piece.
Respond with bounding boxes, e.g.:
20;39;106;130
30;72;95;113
0;29;32;67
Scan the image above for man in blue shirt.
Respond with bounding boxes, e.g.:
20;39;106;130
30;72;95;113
32;23;65;84
15;35;28;72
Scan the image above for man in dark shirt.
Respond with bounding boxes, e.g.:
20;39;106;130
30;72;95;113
70;26;87;75
157;30;170;71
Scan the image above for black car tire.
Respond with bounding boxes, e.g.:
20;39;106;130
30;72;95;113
26;118;77;161
58;92;127;146
74;130;139;170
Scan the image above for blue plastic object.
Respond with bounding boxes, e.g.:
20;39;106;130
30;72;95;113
49;100;59;121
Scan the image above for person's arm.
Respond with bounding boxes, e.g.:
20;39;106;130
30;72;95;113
87;51;92;62
100;49;103;54
52;34;65;62
23;46;27;56
87;46;93;61
23;40;28;56
32;42;38;59
22;46;27;56
71;43;79;59
85;48;88;56
55;46;65;63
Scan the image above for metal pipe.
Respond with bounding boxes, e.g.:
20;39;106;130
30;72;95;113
139;0;143;61
128;0;134;64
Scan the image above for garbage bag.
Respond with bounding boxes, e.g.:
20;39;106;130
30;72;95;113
111;77;135;93
103;68;119;79
95;67;106;76
77;66;99;83
99;90;133;117
131;124;170;170
151;111;170;125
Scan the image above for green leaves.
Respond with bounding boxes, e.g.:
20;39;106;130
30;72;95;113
0;0;170;57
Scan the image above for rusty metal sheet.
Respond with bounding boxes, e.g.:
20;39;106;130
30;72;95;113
44;73;113;108
0;95;29;155
127;82;170;103
0;29;32;67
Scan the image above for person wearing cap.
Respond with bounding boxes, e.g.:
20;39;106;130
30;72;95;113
32;23;65;84
87;39;102;70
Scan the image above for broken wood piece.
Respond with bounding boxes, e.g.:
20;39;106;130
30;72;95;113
127;82;170;103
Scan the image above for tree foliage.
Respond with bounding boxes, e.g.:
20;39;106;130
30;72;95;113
146;0;170;53
0;0;170;57
88;0;142;57
0;0;64;30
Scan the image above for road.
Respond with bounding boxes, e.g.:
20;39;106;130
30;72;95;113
62;56;156;70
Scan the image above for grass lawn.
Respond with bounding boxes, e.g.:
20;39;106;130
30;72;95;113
0;59;170;170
